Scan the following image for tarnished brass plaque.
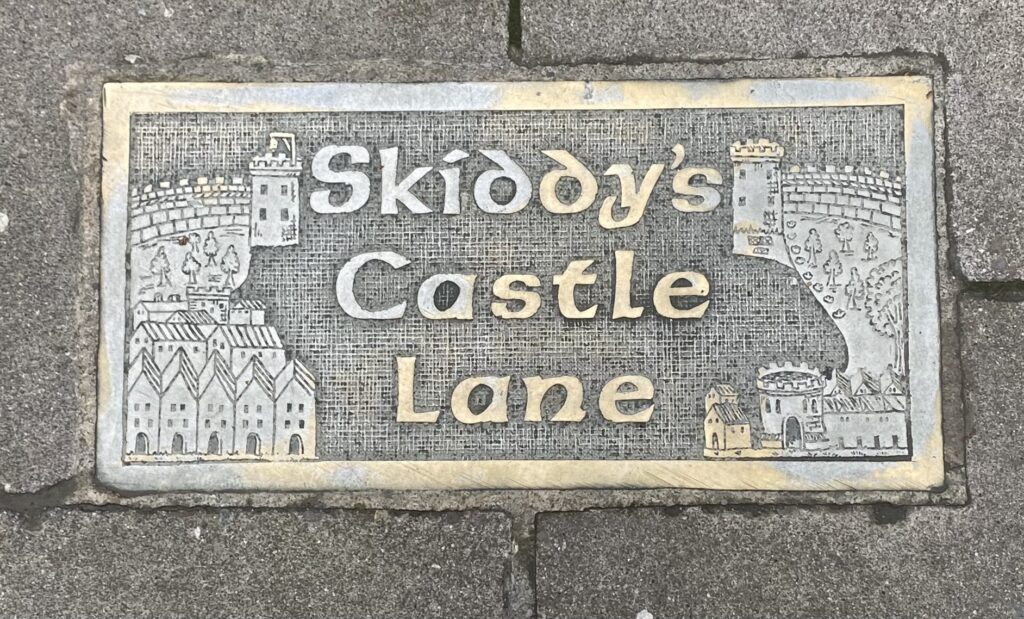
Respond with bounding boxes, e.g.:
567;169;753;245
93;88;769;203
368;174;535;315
98;79;943;492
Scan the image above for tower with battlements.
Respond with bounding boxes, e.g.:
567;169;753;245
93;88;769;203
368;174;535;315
756;363;828;451
730;139;789;266
249;132;302;247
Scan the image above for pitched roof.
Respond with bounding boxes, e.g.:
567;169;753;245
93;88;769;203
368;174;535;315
127;349;161;394
136;321;208;342
168;310;217;324
209;325;283;349
161;348;199;398
849;368;880;395
275;359;316;397
236;355;274;396
830;372;852;396
709;402;749;425
198;350;235;400
821;394;903;414
880;368;907;395
709;384;738;397
232;299;266;310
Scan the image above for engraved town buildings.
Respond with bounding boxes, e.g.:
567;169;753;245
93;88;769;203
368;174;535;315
124;133;317;462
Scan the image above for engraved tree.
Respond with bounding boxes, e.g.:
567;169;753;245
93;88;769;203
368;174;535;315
866;259;906;374
181;252;202;285
804;228;823;267
823;249;843;288
203;231;220;266
149;246;171;287
220;244;240;288
864;231;879;261
188;232;202;256
835;221;855;254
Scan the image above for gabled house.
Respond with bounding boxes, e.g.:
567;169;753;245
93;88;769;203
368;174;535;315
273;359;316;458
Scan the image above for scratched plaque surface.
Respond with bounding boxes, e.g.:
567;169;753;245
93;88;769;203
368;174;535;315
98;79;942;492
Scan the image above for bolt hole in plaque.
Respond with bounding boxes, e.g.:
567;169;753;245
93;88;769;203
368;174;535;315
97;79;942;493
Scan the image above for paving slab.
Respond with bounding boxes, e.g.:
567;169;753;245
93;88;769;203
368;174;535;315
0;508;510;619
535;295;1024;618
0;0;510;493
520;0;1024;281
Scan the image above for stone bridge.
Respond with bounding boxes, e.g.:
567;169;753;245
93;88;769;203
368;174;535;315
129;176;253;246
781;165;903;231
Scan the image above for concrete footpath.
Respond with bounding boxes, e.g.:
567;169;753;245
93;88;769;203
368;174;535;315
0;1;1022;617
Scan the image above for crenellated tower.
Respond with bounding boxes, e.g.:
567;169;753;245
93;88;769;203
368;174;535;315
249;132;302;247
730;139;788;266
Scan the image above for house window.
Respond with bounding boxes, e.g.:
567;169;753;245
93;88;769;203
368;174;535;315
134;403;140;411
257;420;263;429
260;184;268;195
243;420;249;428
145;403;151;411
134;418;140;428
158;345;164;352
207;403;213;412
287;403;293;413
298;404;305;412
193;346;199;353
170;404;177;412
280;208;290;221
256;405;262;414
183;419;189;428
285;420;291;429
738;196;746;206
179;403;186;411
244;405;249;414
147;419;154;428
259;208;267;221
221;420;227;428
280;184;289;196
205;419;211;428
167;419;173;427
739;169;746;179
298;420;305;429
219;404;224;412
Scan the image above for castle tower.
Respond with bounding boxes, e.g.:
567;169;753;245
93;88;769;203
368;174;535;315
730;139;788;266
249;132;302;247
756;362;827;451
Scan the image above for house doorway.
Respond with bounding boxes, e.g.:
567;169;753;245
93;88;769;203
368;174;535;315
207;432;221;455
245;433;261;456
288;434;303;455
171;433;184;454
134;432;149;455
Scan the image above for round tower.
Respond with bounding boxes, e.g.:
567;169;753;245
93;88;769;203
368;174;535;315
755;362;827;450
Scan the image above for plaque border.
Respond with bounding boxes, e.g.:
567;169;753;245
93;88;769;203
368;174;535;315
98;78;942;492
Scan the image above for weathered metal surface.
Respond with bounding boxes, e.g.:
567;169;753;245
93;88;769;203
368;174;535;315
98;78;941;491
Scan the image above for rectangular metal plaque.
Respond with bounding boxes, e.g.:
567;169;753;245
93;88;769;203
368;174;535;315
98;78;943;492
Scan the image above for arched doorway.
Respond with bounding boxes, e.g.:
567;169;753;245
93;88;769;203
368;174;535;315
245;433;261;456
288;434;303;455
171;433;184;454
134;432;149;455
711;433;719;450
207;432;221;455
784;417;803;449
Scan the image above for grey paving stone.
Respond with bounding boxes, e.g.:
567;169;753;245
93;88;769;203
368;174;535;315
535;295;1024;619
520;0;1024;281
0;0;509;492
0;508;510;619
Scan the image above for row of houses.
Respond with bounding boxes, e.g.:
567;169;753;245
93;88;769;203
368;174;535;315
125;345;316;460
704;364;909;455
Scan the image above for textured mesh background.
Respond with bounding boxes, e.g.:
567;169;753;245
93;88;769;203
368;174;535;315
129;106;904;460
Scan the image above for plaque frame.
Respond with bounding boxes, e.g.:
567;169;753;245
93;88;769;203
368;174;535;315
98;78;943;492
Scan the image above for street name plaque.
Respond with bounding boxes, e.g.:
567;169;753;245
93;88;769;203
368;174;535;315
98;79;943;492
